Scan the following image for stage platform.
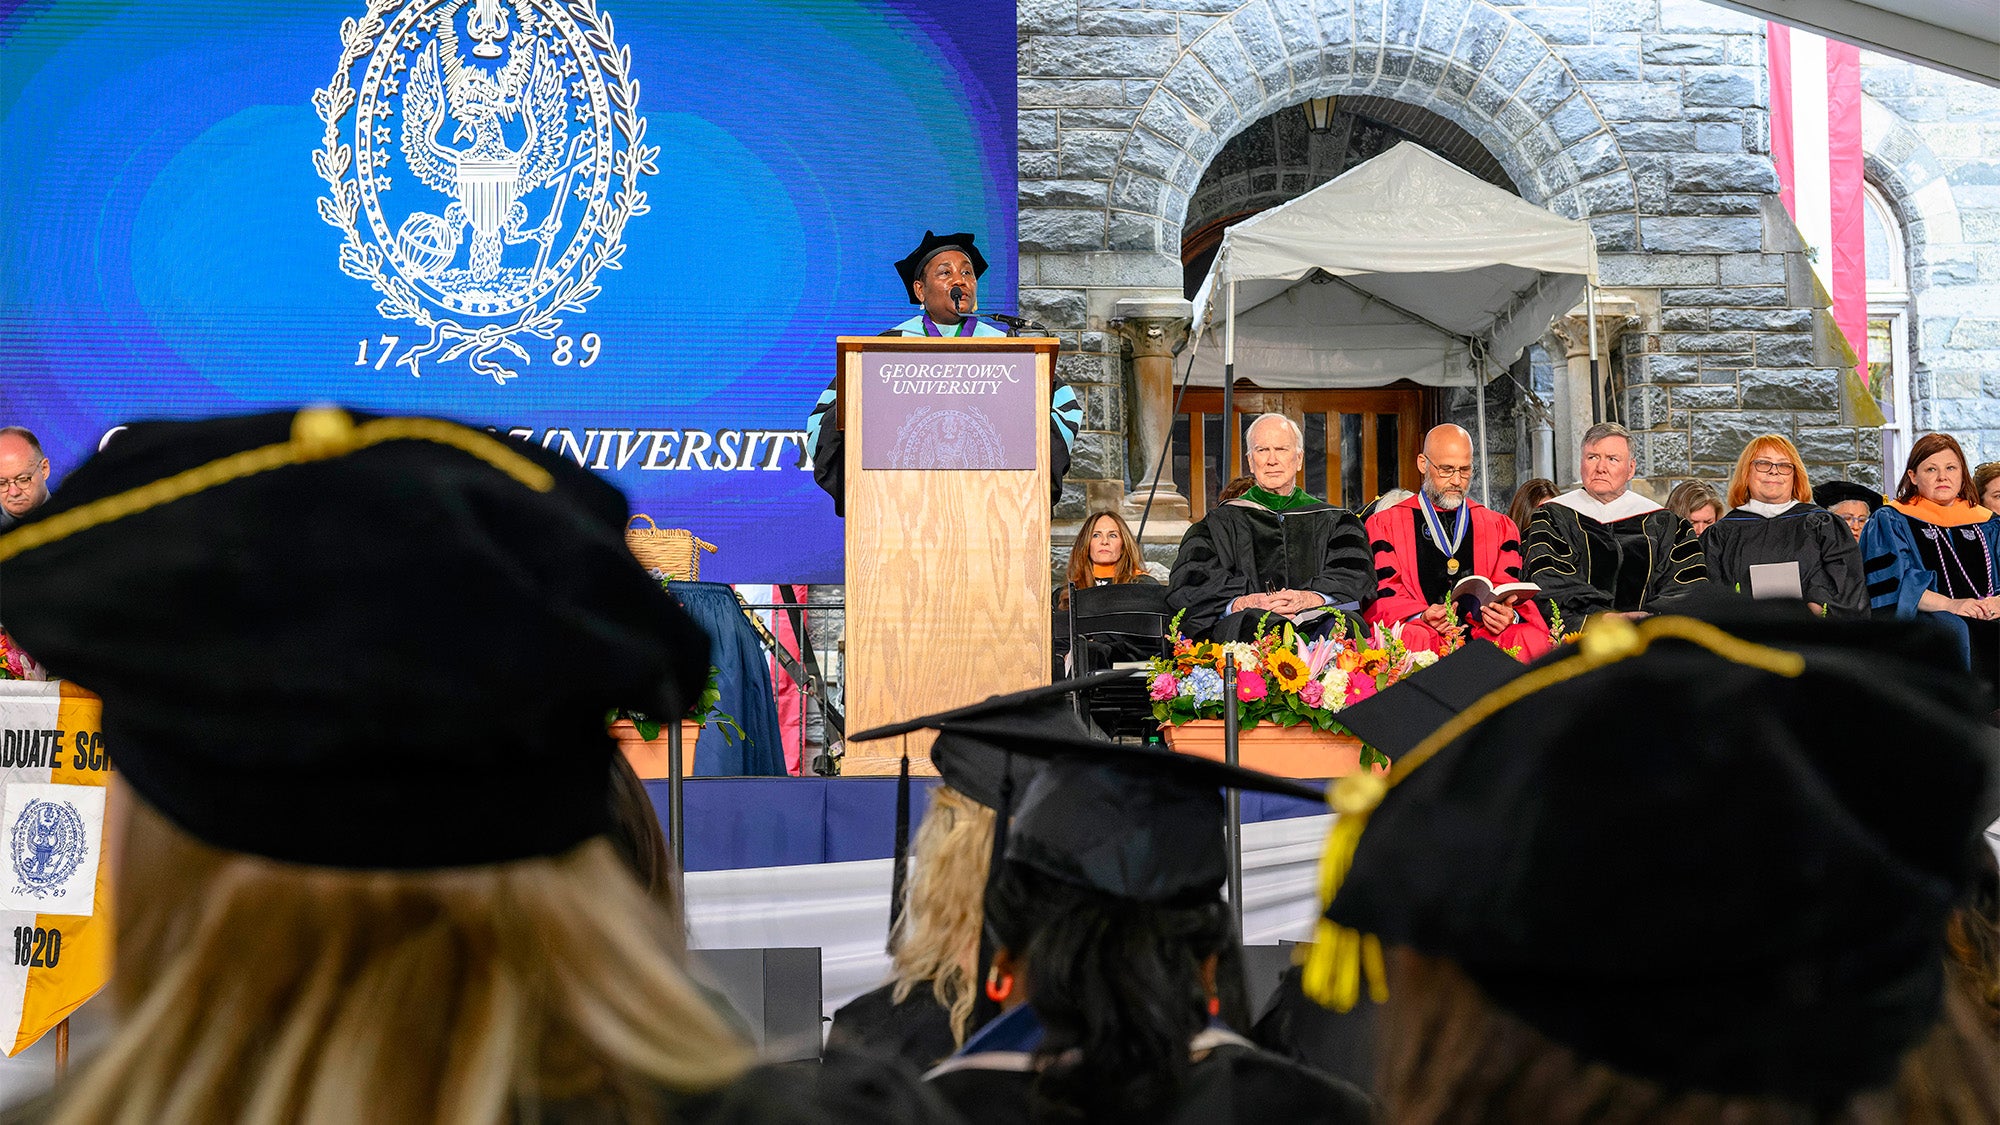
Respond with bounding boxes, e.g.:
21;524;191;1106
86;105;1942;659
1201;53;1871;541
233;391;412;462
647;776;1329;872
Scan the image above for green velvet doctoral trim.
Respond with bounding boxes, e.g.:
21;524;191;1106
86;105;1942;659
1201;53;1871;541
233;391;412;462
1243;484;1319;512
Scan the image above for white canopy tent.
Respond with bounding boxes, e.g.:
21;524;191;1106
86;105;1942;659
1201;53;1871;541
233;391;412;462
1186;142;1599;505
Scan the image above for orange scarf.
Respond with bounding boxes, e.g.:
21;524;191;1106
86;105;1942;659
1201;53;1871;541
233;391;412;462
1888;496;1996;528
1092;563;1121;581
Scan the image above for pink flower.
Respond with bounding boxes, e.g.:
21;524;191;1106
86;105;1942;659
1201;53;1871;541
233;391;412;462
1148;672;1179;701
1299;680;1325;708
1345;675;1379;705
1236;669;1269;702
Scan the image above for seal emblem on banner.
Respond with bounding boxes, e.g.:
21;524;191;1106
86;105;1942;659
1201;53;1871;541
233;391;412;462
313;0;654;383
9;799;85;900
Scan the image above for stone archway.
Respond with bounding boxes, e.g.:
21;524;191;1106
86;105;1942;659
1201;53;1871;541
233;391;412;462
1106;0;1638;257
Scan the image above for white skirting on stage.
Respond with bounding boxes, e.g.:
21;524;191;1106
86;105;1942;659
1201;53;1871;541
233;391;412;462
684;813;1335;1020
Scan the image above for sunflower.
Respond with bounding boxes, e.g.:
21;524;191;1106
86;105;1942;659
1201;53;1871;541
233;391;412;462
1265;649;1311;693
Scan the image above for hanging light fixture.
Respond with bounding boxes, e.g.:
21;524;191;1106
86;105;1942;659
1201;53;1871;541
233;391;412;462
1302;96;1337;133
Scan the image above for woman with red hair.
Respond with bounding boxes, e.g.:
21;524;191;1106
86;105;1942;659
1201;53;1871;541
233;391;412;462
1701;434;1866;614
1863;432;2000;682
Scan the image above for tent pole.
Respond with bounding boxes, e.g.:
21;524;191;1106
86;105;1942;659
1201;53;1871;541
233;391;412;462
1474;345;1491;508
1586;281;1602;425
1223;275;1237;486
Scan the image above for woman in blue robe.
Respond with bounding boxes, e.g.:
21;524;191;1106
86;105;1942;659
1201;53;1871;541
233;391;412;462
1862;432;2000;683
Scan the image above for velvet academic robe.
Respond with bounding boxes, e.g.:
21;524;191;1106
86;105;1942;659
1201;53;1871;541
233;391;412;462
1363;495;1549;658
925;1004;1372;1125
803;316;1079;515
1524;489;1707;623
1166;496;1374;641
826;980;959;1073
1861;504;2000;674
1702;502;1867;615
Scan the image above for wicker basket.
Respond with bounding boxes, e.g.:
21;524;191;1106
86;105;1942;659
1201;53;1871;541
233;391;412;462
625;515;717;580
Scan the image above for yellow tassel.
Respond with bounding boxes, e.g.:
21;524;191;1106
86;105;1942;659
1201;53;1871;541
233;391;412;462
1362;934;1389;1003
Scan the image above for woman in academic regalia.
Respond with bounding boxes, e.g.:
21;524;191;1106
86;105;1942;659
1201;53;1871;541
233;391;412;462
1052;509;1163;678
1702;434;1866;614
0;409;951;1125
1862;432;2000;684
1312;608;2000;1123
887;707;1373;1125
827;786;993;1069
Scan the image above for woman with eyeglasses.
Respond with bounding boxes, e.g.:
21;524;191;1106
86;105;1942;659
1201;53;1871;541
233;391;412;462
1862;432;2000;684
1701;434;1866;615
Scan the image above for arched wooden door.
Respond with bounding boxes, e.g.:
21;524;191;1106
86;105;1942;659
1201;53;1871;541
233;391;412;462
1171;383;1433;517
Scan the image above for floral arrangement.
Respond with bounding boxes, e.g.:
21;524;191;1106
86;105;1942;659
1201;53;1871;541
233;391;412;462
0;630;41;682
611;663;745;745
1146;612;1445;769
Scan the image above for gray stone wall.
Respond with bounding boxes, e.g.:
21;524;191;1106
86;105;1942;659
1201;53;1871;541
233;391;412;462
1018;0;1911;509
1860;56;2000;470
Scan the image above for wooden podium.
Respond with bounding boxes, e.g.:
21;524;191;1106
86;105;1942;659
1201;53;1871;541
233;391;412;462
836;335;1060;775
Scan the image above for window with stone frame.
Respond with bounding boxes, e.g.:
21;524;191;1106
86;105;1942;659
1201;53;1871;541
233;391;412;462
1862;180;1914;483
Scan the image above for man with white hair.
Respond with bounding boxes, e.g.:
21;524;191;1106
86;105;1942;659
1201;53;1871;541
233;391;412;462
1166;413;1373;641
1525;421;1706;622
1364;424;1550;659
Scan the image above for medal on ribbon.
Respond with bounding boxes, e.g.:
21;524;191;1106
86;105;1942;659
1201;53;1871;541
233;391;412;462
1418;491;1468;577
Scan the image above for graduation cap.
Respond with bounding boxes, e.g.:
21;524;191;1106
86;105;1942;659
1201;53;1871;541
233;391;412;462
1327;639;1526;761
1812;479;1884;512
0;407;712;870
892;230;988;304
1302;610;1999;1104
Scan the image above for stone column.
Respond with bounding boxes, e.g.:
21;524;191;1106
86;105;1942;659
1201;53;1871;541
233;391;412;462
1550;295;1642;478
1110;296;1194;525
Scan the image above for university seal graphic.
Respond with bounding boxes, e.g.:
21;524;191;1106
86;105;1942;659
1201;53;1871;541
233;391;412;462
9;799;85;900
890;408;1005;470
314;0;653;383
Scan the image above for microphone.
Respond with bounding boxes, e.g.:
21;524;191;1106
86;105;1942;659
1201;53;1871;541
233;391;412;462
983;312;1047;333
949;285;966;312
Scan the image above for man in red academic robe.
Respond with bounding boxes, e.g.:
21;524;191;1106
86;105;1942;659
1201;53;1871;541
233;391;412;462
1364;424;1550;659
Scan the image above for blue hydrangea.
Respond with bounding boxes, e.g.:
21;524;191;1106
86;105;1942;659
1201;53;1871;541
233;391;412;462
1181;666;1223;705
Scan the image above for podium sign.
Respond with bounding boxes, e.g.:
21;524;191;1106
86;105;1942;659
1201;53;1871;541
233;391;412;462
859;350;1040;471
837;336;1057;775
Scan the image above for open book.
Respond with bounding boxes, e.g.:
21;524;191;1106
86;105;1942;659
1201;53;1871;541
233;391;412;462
1451;574;1541;612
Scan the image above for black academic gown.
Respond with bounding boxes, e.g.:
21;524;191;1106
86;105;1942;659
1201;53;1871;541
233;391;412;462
926;1025;1372;1125
1166;498;1374;641
1702;503;1867;615
826;980;959;1073
1524;496;1706;622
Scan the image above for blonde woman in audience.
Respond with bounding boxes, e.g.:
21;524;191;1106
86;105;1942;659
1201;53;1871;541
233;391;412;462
0;410;945;1124
1665;480;1724;536
828;787;995;1068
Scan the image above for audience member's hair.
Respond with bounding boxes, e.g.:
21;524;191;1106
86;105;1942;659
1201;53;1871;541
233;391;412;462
1366;489;1414;519
1218;475;1256;503
0;427;44;459
1897;433;1980;505
54;794;751;1122
1377;946;1997;1124
1667;480;1724;523
1725;435;1812;509
1579;421;1632;451
1944;847;1999;1034
1507;478;1557;532
985;859;1240;1123
1061;509;1145;608
606;750;685;959
887;787;994;1046
1974;462;2000;506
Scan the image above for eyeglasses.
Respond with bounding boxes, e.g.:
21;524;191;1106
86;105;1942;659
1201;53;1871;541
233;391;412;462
1428;465;1472;480
1749;459;1795;476
1;471;41;493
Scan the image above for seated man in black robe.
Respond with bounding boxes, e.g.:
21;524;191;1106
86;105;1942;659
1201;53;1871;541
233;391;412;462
1524;422;1706;623
1167;413;1373;642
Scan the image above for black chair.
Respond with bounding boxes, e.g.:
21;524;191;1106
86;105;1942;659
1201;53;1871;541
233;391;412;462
1065;582;1172;741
